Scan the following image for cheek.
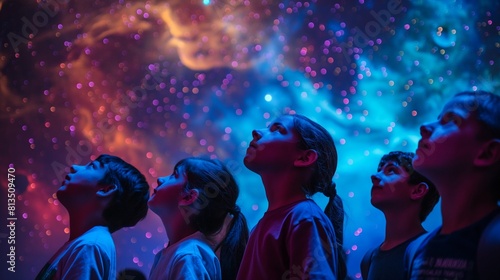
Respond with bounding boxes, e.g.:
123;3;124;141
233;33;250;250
429;126;460;143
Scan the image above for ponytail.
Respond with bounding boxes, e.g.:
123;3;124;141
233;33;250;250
175;158;249;279
290;114;345;278
217;207;249;280
323;183;347;280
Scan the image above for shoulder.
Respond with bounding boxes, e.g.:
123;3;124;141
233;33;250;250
405;230;437;258
285;199;330;225
360;246;378;279
477;209;500;279
361;246;378;265
403;230;439;278
170;236;217;261
67;227;115;255
286;202;336;242
252;200;333;239
161;238;220;279
361;246;378;263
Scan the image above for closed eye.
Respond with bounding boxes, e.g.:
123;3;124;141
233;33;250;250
378;163;401;175
172;168;180;179
385;167;398;174
439;112;463;125
86;161;96;169
269;123;287;134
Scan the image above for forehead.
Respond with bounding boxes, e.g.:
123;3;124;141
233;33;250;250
377;160;409;173
93;159;107;169
440;95;478;118
271;115;295;127
378;160;402;168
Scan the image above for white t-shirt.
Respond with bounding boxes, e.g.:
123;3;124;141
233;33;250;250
149;231;221;280
36;226;116;280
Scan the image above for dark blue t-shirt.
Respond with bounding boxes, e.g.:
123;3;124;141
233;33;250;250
361;233;424;280
408;209;500;280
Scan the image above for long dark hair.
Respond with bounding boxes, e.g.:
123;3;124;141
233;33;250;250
292;114;347;280
175;158;249;280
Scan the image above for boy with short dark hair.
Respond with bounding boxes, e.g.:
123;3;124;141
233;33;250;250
361;151;439;280
36;154;150;280
407;90;500;279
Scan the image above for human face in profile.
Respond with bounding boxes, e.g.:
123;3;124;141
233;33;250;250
370;161;413;209
148;166;188;217
57;160;108;206
244;115;303;173
414;95;487;179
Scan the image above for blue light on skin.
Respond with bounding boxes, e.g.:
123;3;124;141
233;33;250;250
203;0;210;5
265;94;272;102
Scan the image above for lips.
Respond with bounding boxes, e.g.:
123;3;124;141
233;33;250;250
249;141;258;149
153;179;164;194
61;175;70;186
417;140;431;150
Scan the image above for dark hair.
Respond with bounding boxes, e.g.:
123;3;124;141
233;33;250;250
291;114;346;280
454;91;500;139
175;157;249;280
96;154;150;233
379;151;440;222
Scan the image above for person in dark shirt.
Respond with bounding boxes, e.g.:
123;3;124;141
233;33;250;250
406;91;500;279
237;114;346;279
361;151;439;280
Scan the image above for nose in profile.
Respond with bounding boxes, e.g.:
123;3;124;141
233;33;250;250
252;129;262;141
157;177;166;186
419;122;434;138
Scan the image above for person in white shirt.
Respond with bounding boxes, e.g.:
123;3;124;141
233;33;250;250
36;154;150;280
148;157;248;280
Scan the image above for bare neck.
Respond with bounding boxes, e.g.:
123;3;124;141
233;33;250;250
162;216;197;246
68;211;109;241
380;209;425;250
431;173;498;234
260;172;306;211
439;189;497;234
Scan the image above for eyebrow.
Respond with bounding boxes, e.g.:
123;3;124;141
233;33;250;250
93;160;103;169
378;162;400;171
268;122;284;128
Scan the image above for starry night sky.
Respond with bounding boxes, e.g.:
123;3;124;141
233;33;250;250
1;0;499;279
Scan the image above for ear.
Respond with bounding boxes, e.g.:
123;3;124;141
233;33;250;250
474;139;500;167
294;149;318;168
96;184;118;198
178;189;200;207
410;182;429;200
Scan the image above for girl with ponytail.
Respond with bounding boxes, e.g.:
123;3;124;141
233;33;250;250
149;157;249;280
237;114;346;279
